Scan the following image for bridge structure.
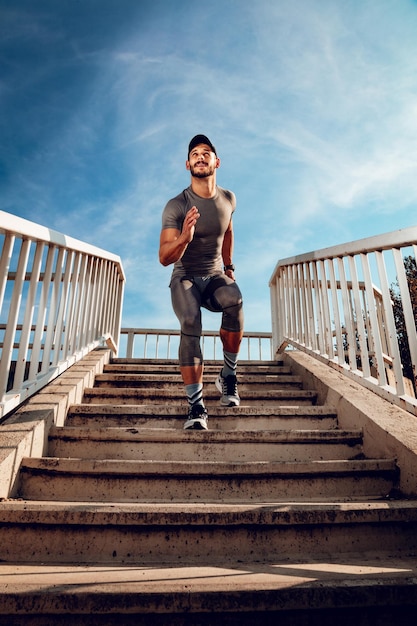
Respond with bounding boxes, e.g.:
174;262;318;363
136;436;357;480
1;209;417;623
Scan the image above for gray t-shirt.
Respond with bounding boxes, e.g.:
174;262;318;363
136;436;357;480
161;185;236;278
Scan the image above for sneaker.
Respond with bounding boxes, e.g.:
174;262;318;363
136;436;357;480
183;404;208;430
215;371;240;406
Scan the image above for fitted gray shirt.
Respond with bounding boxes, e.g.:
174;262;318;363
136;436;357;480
161;185;236;279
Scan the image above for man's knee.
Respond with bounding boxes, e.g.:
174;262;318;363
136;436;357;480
210;281;242;310
180;312;202;337
222;300;244;332
214;282;243;333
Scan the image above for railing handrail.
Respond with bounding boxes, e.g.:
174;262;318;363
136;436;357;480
0;210;125;419
269;224;417;417
120;327;272;337
0;210;125;269
119;328;273;361
271;225;417;271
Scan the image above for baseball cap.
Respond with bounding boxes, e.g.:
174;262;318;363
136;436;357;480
188;134;217;156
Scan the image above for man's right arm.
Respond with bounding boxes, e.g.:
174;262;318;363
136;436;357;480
159;228;188;266
159;206;200;266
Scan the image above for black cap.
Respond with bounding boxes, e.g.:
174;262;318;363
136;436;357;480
188;134;217;157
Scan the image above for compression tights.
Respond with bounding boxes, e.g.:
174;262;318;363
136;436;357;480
170;274;244;367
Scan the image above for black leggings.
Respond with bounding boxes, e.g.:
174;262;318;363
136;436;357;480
170;274;244;367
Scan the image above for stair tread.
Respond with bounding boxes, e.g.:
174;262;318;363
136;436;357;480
21;456;397;475
95;374;300;383
49;426;363;443
104;364;291;374
82;388;317;400
2;499;417;524
67;404;336;416
112;358;283;366
1;555;417;614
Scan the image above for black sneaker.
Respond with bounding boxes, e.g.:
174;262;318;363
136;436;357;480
215;371;240;406
184;404;208;430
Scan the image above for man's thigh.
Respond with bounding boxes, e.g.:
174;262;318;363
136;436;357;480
170;276;202;327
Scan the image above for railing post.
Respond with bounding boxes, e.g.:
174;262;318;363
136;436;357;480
0;238;31;397
14;242;44;389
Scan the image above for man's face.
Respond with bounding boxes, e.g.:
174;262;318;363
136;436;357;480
186;144;219;178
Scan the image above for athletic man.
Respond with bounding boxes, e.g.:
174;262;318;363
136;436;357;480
159;134;244;430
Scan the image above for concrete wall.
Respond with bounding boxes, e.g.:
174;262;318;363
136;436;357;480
285;350;417;497
0;349;111;499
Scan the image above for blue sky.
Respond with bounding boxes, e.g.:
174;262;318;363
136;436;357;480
1;0;417;333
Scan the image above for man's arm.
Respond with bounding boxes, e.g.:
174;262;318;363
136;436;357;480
222;220;235;278
159;206;200;266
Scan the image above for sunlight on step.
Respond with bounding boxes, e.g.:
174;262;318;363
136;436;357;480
0;559;415;588
272;561;414;575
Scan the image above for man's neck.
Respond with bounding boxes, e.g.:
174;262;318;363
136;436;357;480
190;176;217;198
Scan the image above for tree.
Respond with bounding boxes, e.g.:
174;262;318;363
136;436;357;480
390;255;417;391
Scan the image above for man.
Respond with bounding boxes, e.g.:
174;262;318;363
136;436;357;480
159;134;244;430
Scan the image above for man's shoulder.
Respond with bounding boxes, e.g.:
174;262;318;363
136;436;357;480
166;187;190;204
164;188;191;212
217;186;236;208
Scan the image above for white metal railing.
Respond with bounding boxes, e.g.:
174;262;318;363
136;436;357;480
269;225;417;416
119;328;273;361
0;210;125;419
3;209;415;419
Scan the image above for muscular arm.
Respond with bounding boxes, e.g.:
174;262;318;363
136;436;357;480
222;220;236;280
159;206;200;266
222;219;234;269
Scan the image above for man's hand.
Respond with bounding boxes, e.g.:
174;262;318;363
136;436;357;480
182;206;200;242
225;268;235;281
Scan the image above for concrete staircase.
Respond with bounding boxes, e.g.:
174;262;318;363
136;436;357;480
1;354;417;624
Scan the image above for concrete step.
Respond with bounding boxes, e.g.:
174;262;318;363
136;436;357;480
104;362;291;375
47;426;364;462
1;500;416;565
66;403;339;430
111;357;285;368
1;554;417;624
81;387;318;406
93;372;304;389
17;457;398;503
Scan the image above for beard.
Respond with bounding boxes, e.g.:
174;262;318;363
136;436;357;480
189;163;216;178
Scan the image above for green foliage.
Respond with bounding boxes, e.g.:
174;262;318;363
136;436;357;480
390;256;417;388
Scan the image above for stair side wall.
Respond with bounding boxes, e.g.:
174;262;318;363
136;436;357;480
285;350;417;497
0;349;111;499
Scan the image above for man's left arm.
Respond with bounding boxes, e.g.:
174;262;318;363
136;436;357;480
222;220;235;279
